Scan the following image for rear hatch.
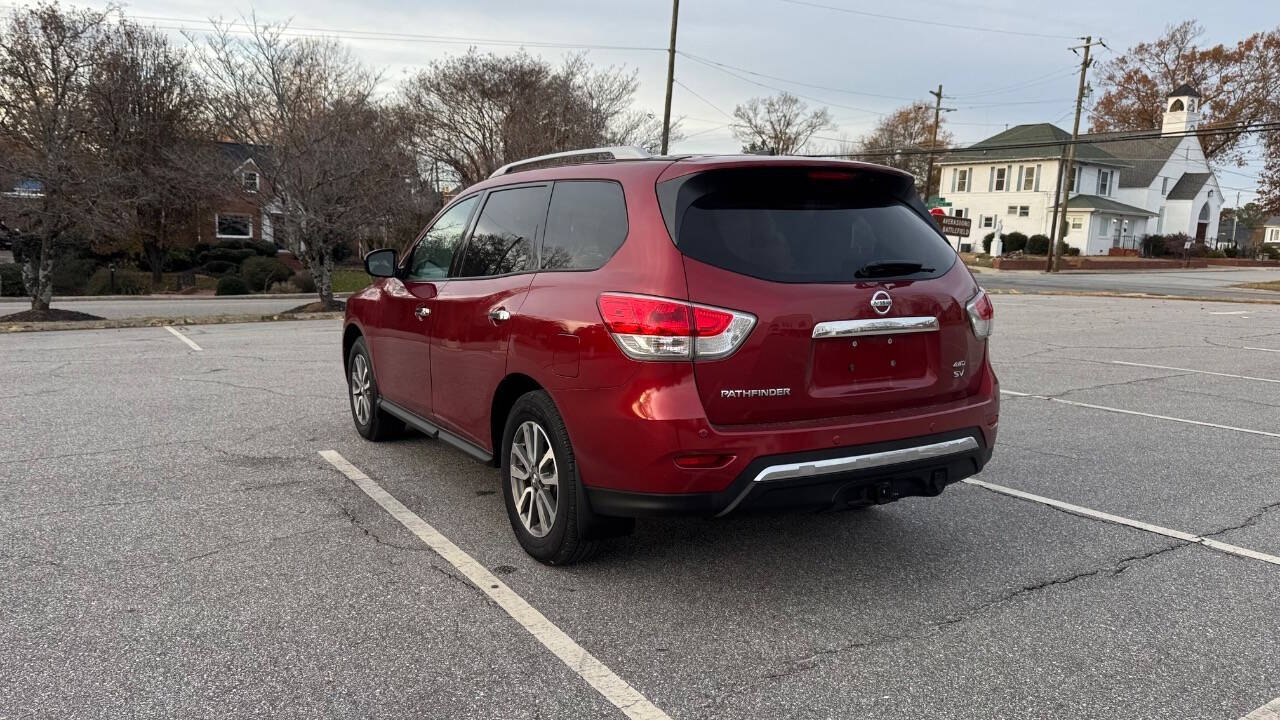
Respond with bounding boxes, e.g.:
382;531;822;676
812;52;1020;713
657;164;985;426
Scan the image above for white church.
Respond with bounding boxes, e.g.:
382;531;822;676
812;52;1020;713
937;84;1222;256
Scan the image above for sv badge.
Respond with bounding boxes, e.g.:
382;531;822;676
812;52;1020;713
952;360;967;378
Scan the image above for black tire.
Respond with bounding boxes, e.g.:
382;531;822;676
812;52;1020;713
346;337;402;441
501;390;604;565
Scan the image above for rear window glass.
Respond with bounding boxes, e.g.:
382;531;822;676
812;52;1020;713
457;185;549;278
659;168;956;283
541;181;628;271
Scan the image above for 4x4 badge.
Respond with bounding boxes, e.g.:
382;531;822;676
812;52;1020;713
870;290;892;315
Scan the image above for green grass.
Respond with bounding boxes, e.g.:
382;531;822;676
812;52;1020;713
1233;281;1280;292
331;267;373;293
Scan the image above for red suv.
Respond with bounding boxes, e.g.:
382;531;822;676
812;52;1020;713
344;148;998;564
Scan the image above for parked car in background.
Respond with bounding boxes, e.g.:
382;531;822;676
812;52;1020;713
343;147;999;564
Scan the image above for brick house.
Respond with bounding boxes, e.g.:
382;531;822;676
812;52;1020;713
199;142;284;248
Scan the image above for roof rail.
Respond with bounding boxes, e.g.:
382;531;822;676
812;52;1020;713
489;146;653;178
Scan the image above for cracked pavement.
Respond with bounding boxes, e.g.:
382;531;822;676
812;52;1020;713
2;297;1279;719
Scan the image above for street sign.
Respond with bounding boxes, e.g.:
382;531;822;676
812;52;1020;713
927;196;952;208
935;215;972;238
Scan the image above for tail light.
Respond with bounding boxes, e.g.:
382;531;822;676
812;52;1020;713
966;288;994;339
597;293;756;361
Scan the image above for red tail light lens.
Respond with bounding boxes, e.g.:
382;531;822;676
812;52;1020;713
597;293;756;361
966;289;994;339
674;453;736;469
597;294;691;336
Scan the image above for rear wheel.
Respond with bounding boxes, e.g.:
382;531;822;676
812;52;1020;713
346;337;401;441
501;391;610;565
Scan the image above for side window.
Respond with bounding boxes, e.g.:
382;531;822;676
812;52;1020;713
541;181;628;271
457;185;549;278
407;196;478;281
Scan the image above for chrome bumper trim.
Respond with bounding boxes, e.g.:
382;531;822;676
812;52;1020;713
811;316;939;339
715;436;980;517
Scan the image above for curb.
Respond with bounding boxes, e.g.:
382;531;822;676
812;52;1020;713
2;311;343;333
985;288;1280;305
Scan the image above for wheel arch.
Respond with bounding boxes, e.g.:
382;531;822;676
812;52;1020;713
490;372;546;466
342;322;364;371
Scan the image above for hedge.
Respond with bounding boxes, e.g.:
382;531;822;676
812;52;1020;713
215;275;250;295
242;256;293;292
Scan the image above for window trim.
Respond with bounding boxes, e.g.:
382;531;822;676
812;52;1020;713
215;213;253;239
1021;165;1037;191
449;181;552;281
1006;205;1017;216
993;167;1007;192
536;179;630;274
243;171;260;193
1018;205;1030;217
955;168;969;192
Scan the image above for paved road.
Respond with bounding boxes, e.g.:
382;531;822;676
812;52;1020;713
977;266;1280;301
0;295;318;319
2;298;1278;719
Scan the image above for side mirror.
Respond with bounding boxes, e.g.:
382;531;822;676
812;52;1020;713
364;248;398;278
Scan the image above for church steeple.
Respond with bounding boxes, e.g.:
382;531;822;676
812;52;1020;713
1162;83;1201;136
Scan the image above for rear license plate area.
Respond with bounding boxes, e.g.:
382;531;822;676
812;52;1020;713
811;333;929;387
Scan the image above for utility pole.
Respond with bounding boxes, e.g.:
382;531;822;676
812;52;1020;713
1049;36;1104;272
1231;190;1241;252
1045;146;1068;272
660;0;680;155
924;85;953;201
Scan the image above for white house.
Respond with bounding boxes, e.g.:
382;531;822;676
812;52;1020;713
937;85;1222;256
1262;216;1280;246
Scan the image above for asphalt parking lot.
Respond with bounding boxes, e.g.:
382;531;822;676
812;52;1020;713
2;296;1278;719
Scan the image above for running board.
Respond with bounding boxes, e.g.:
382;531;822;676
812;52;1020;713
378;399;494;464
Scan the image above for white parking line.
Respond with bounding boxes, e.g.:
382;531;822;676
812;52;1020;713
1208;311;1250;315
1000;390;1280;439
964;478;1280;567
319;450;672;720
1242;696;1280;720
1245;346;1280;353
1108;360;1280;384
163;325;202;351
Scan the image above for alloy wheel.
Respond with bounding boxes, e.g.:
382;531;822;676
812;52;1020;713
510;420;558;537
350;354;372;426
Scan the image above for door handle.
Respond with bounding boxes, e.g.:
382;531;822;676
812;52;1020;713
414;306;431;320
488;308;511;323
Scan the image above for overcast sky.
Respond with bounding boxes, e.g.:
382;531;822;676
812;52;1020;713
97;0;1274;201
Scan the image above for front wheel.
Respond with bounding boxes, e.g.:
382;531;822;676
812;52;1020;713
501;391;600;565
346;337;402;441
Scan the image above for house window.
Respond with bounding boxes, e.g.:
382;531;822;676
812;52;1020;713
1161;177;1169;196
1018;206;1030;217
1070;216;1083;230
1098;217;1113;237
952;208;967;218
993;167;1007;191
1007;205;1018;215
243;171;259;193
216;214;253;238
1022;165;1037;191
1097;170;1112;196
981;215;994;228
955;168;969;192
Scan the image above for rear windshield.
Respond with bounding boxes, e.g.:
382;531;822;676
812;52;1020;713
658;167;957;283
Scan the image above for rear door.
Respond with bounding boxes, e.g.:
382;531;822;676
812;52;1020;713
659;166;983;426
373;195;479;418
429;184;550;447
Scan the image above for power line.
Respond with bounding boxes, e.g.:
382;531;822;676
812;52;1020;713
803;120;1280;160
677;51;918;101
673;79;737;121
677;52;886;116
0;6;669;53
949;67;1080;98
776;0;1077;40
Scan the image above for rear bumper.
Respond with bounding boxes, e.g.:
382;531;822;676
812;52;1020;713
585;428;992;517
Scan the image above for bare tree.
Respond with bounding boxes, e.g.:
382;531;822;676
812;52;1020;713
399;50;678;187
854;102;954;191
731;92;834;155
0;2;113;311
192;19;406;308
89;19;221;284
